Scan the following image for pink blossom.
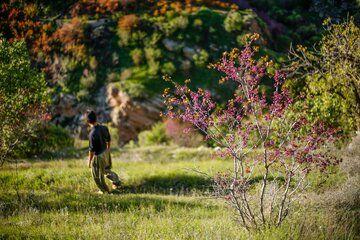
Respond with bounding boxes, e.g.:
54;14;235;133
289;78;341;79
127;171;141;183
163;37;338;174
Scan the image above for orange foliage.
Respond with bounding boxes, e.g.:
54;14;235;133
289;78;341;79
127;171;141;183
152;0;238;16
0;0;238;60
32;31;52;54
52;18;86;60
0;3;43;42
118;14;140;31
70;0;137;17
0;2;55;56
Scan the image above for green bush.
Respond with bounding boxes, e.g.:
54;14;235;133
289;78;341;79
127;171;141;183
106;124;119;147
148;61;160;76
297;24;318;40
79;71;96;88
122;80;146;99
0;38;49;163
193;49;209;67
130;31;147;45
140;31;161;47
192;18;203;29
224;10;243;32
12;124;74;158
60;56;78;72
157;13;189;36
236;34;248;47
118;31;131;46
274;34;292;50
106;72;121;83
76;89;89;100
138;122;169;146
144;47;162;63
161;62;176;75
130;48;143;66
289;18;360;138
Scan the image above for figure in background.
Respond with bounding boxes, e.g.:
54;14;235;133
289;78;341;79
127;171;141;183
86;110;122;193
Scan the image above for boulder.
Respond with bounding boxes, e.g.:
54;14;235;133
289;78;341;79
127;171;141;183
91;25;105;39
107;85;164;146
162;38;180;51
51;84;164;146
183;47;196;60
51;93;89;139
180;60;191;72
52;93;78;118
87;19;109;28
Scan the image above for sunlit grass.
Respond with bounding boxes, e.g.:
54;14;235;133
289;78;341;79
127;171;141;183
0;145;358;239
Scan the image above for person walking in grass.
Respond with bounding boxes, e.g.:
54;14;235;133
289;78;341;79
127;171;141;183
86;110;122;194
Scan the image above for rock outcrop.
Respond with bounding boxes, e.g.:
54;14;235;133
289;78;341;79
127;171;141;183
51;84;164;146
52;93;80;119
52;93;87;139
183;47;197;60
107;85;164;146
162;38;181;51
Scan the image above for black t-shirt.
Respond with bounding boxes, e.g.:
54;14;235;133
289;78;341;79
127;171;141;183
89;125;111;155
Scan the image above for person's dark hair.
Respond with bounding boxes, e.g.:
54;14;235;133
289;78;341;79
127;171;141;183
86;110;97;124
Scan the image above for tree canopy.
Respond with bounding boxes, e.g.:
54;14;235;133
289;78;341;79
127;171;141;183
289;17;360;137
0;38;49;164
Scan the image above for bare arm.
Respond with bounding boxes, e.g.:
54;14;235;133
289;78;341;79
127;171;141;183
106;141;111;149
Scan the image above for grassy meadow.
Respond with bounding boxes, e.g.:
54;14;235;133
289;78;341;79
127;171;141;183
0;145;359;239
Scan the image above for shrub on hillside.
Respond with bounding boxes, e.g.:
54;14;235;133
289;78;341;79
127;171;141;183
70;0;136;17
289;17;360;138
118;14;140;31
224;10;243;32
152;0;238;16
193;18;203;29
80;71;96;89
156;14;189;36
138;122;169;146
61;56;78;72
89;56;98;70
120;69;133;81
130;48;143;66
163;34;339;230
12;124;74;158
0;38;49;164
145;47;162;63
122;80;146;99
161;62;176;75
118;31;131;46
52;17;87;60
193;49;209;67
0;3;45;42
148;61;160;76
76;89;89;100
106;72;121;83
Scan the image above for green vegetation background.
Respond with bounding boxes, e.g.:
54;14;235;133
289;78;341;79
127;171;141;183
0;1;359;239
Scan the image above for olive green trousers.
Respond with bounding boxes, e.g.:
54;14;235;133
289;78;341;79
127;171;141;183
91;150;121;193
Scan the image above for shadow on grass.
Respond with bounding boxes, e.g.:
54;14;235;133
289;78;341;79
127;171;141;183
0;190;219;217
249;175;285;185
122;174;213;194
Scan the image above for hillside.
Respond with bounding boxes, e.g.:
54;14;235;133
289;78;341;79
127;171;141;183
0;0;358;146
1;1;359;238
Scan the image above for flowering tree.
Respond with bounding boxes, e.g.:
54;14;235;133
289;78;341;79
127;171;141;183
163;34;338;230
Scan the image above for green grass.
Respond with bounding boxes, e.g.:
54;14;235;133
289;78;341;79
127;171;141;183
0;146;358;239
